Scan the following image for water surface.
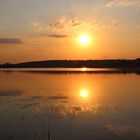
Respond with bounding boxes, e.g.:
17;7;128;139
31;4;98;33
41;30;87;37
0;68;140;140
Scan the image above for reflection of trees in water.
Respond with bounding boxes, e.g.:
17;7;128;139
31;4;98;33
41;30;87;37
1;69;140;76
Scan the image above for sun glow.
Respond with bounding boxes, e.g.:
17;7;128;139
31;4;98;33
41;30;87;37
80;89;88;98
78;34;91;46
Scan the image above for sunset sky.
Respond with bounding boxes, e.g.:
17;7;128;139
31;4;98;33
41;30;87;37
0;0;140;63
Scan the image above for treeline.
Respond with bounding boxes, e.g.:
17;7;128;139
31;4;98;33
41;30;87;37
0;58;140;68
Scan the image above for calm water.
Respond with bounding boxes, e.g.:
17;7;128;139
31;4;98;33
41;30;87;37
0;68;140;140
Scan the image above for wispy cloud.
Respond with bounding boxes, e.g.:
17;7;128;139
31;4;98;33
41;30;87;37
47;34;68;38
31;21;43;32
31;16;119;37
0;38;23;44
106;0;139;8
49;17;82;30
31;17;84;34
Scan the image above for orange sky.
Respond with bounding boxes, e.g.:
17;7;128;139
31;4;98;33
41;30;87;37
0;0;140;63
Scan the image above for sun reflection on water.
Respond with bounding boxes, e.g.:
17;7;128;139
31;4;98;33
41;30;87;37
81;67;87;71
78;88;93;103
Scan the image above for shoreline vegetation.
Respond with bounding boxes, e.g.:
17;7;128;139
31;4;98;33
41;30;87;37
0;59;140;69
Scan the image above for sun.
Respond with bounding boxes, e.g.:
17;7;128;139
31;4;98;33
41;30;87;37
80;89;88;98
78;34;91;46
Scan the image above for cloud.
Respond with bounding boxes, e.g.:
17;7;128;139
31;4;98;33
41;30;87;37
0;90;22;96
49;17;82;30
31;21;43;32
31;18;69;38
47;34;68;38
31;17;89;35
99;20;119;29
106;0;139;7
0;38;23;44
31;16;119;37
49;17;119;32
49;16;66;30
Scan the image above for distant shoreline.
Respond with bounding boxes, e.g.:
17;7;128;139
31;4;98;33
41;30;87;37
0;59;140;69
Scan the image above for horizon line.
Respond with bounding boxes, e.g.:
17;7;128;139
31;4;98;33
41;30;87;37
0;58;140;65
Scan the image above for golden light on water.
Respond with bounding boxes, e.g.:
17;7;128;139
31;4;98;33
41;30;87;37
81;67;87;71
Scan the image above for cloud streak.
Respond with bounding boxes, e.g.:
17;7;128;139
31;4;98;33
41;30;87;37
106;0;139;7
47;34;68;38
31;16;119;38
0;38;23;44
49;17;82;30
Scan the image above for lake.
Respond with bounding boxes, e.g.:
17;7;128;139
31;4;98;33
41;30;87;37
0;68;140;140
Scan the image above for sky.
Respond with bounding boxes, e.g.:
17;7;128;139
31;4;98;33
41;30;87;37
0;0;140;63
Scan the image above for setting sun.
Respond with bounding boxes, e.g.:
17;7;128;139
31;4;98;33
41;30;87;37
80;89;88;97
78;34;91;46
